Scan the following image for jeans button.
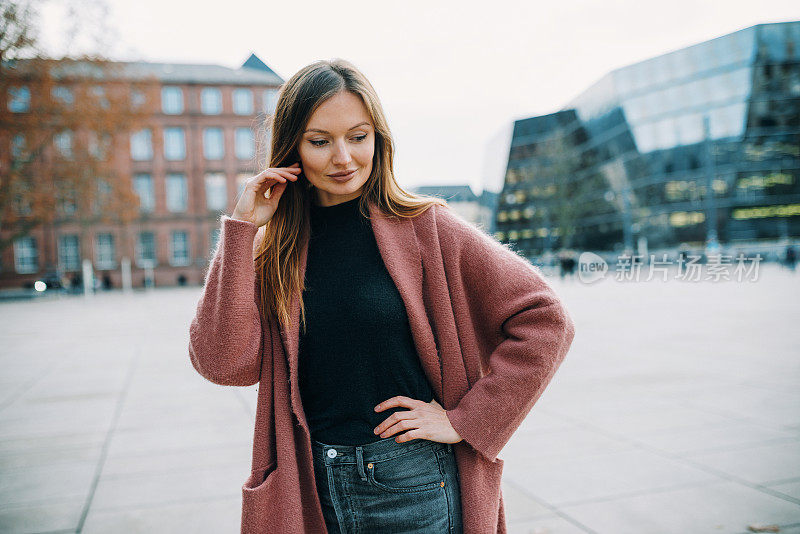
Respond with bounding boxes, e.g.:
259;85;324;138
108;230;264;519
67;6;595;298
327;448;337;458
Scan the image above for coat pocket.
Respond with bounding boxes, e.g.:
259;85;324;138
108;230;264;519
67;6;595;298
241;462;279;532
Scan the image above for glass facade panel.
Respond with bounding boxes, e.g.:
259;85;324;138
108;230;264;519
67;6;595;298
499;22;799;255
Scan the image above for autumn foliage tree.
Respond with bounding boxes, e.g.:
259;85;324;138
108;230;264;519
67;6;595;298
0;0;154;261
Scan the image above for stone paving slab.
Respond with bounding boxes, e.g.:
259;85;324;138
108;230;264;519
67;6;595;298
0;263;798;533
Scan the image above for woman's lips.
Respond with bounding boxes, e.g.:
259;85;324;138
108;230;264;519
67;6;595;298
328;169;357;182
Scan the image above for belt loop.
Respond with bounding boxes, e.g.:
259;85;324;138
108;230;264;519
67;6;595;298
356;446;367;481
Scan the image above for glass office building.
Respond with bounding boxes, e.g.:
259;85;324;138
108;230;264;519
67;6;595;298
497;21;800;256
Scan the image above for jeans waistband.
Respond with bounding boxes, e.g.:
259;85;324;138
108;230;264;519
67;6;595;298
311;435;451;466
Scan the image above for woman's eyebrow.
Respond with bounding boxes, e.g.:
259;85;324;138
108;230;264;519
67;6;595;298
303;121;371;134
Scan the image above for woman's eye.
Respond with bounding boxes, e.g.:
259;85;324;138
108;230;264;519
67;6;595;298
309;135;367;147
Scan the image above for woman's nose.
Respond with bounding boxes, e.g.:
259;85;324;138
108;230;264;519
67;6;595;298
331;139;352;165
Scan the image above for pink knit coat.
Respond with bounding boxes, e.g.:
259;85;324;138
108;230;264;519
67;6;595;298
188;199;576;533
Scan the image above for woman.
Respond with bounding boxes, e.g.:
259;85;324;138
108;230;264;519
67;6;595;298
189;59;576;534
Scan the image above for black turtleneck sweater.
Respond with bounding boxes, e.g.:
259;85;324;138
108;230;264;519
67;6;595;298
297;195;435;445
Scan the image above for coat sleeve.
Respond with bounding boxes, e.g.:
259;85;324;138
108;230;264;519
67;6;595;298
437;206;577;463
188;215;265;386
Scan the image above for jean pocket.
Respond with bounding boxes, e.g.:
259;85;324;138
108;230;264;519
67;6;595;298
366;443;445;494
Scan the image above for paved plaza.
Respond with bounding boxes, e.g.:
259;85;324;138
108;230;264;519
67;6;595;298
0;264;798;533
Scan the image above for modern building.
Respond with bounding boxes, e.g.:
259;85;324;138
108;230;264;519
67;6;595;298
412;185;498;232
497;21;800;258
1;53;283;290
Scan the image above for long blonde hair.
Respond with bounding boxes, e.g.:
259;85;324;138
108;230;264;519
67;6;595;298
255;58;446;333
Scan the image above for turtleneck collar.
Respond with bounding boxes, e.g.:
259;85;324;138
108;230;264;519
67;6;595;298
309;195;365;228
310;195;362;214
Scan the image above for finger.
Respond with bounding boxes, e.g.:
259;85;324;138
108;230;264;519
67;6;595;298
394;429;421;443
268;180;288;200
274;168;300;180
375;396;421;412
251;171;288;188
374;411;415;435
252;174;280;189
270;164;301;173
380;419;417;439
263;168;299;182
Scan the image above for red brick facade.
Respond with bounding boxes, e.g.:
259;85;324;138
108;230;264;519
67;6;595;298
1;56;282;290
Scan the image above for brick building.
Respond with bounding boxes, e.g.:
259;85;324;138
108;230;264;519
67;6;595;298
1;53;283;290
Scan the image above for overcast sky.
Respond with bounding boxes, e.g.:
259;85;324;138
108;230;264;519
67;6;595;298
38;0;799;194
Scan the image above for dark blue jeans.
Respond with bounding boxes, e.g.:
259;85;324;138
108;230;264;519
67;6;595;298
311;435;463;533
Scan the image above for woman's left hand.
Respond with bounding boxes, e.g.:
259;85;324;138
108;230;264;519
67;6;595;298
374;397;463;444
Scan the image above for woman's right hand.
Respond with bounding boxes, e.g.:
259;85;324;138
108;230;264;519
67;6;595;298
231;162;302;227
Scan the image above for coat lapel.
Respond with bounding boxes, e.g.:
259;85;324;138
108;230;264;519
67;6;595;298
280;198;446;434
367;201;444;402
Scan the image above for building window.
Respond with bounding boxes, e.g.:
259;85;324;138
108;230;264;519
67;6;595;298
131;87;146;109
263;88;278;114
233;88;253;115
52;86;74;107
203;127;224;160
57;186;77;216
209;228;220;257
8;86;30;112
161;86;183;114
95;233;116;270
166;173;188;212
13;236;38;273
164;127;186;160
54;130;74;159
58;235;80;271
93;178;113;215
235;127;255;160
11;134;26;160
131;128;153;160
136;232;157;266
133;173;155;213
170;230;190;266
236;173;250;200
201;87;222;114
205;172;227;211
92;86;109;109
89;131;111;160
12;178;32;216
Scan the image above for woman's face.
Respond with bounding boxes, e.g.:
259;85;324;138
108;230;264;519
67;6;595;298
297;90;375;207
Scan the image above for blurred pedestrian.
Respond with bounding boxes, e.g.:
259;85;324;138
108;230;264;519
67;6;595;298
785;244;797;272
